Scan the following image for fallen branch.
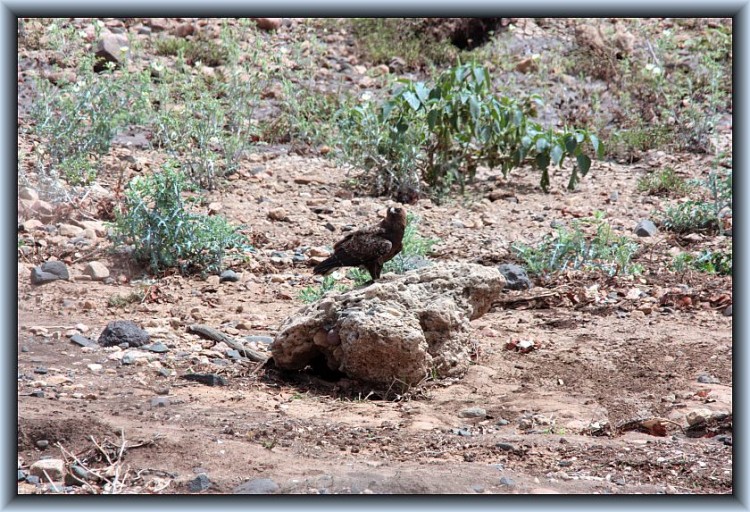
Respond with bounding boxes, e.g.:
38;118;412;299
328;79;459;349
188;324;269;363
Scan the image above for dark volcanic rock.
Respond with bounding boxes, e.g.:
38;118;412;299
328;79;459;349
498;263;533;290
97;320;150;348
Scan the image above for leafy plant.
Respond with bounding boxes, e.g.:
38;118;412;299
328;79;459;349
336;62;602;201
511;213;642;277
670;249;732;276
110;162;248;275
154;34;230;67
661;163;732;234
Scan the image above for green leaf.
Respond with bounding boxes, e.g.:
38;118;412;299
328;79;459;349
576;154;592;175
536;137;549;153
472;65;485;87
575;131;585;143
551;145;564;166
564;134;577;153
469;96;480;121
535;152;550;170
589;134;604;159
414;82;430;104
402;91;421;111
427;109;439;131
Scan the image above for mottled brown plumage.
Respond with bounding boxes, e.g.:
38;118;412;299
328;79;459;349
313;207;407;281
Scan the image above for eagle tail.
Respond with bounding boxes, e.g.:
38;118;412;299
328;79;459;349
313;255;342;276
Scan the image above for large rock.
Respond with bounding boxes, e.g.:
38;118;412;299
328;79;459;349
272;263;505;386
98;320;150;348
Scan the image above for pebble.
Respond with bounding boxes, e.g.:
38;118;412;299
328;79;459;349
220;270;240;283
29;458;65;481
245;335;273;345
83;261;110;281
722;304;732;316
25;475;41;485
17;470;26;481
697;374;720;384
233;478;279;494
36;440;49;449
188;473;211;492
498;263;533;290
458;407;487;419
499;476;515;486
634;219;658;237
686;408;713;426
144;342;170;353
181;373;227;386
87;364;103;373
496;442;515;452
30;261;69;284
19;187;39;201
471;483;485;493
58;223;83;237
496;418;509;426
151;396;170;408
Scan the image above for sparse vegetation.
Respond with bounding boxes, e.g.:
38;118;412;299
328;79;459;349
110;161;248;275
637;167;691;197
661;163;732;234
511;213;642;278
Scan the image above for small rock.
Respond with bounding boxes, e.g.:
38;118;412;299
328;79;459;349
686;408;713;426
458;407;487;419
697;374;720;384
21;219;43;231
30;261;69;284
181;373;227;386
98;320;150;348
25;475;41;485
70;334;97;348
207;202;223;215
188;473;211;492
254;18;282;31
267;207;289;222
19;187;39;201
144;342;169;353
87;364;103;373
83;261;110;281
220;270;240;283
496;443;515;452
499;476;515;486
470;483;484;492
29;459;65;481
496;418;509;426
634;219;658;237
498;263;532;290
722;304;732;316
36;440;49;449
58;223;83;236
174;22;195;37
150;396;170;408
233;478;279;494
94;33;130;71
17;470;26;481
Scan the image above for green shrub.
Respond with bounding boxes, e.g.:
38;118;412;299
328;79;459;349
661;165;732;234
670;249;732;276
336;62;602;201
110;162;248;275
154;35;230;67
511;213;641;277
298;275;348;303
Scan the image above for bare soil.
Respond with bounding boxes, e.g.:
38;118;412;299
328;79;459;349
17;17;732;495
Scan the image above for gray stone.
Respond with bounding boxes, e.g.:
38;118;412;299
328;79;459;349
219;270;240;283
144;342;169;353
498;263;532;290
226;349;242;360
233;478;279;494
29;458;65;481
499;476;515;486
31;261;69;284
94;33;130;71
634;219;658;237
722;304;732;316
697;374;719;384
36;440;49;449
18;470;26;481
188;473;210;492
19;187;39;201
458;407;487;419
98;320;150;348
150;397;170;408
496;418;510;426
496;443;515;452
245;335;274;345
25;475;41;485
272;263;505;386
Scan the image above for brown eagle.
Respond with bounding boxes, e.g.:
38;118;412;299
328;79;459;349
313;206;407;282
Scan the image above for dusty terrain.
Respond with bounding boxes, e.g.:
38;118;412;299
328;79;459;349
17;18;732;494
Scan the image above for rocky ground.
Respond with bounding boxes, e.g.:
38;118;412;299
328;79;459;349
17;18;732;494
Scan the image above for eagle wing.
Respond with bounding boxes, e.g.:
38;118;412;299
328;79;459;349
332;231;393;267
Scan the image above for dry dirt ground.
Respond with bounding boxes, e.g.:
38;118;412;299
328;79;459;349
17;18;732;495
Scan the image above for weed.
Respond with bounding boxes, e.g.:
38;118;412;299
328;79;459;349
660;162;731;234
336;62;602;201
298;275;347;303
511;213;642;277
107;288;147;308
637;167;691;196
154;34;230;67
110;161;248;275
670;249;732;276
